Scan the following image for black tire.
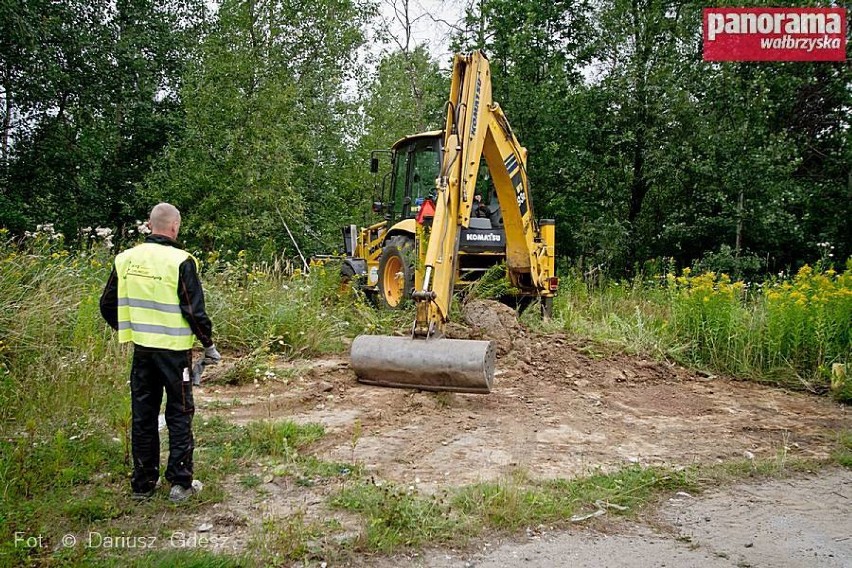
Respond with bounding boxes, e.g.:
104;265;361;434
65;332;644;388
339;262;358;293
340;262;356;282
377;236;414;309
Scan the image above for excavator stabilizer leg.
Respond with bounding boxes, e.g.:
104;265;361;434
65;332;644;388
350;335;496;393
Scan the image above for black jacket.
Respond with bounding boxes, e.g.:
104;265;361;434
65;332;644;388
99;234;214;348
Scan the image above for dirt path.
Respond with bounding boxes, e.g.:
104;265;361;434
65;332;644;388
378;469;852;568
199;334;848;492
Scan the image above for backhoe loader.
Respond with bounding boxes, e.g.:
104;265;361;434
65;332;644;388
347;50;558;393
341;129;506;308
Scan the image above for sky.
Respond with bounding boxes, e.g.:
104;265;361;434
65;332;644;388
375;0;467;67
202;0;466;69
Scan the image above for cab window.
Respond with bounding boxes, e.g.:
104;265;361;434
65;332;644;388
391;139;441;220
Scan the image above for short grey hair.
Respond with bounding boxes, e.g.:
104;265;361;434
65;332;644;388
149;203;181;232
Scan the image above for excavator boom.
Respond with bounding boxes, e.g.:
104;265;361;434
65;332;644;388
350;51;557;393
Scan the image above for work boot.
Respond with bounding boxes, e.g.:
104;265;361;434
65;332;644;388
132;478;162;501
169;479;203;503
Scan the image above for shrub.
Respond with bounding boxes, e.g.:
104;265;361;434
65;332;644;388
553;261;851;395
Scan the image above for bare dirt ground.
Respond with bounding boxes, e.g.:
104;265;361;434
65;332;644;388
191;301;850;560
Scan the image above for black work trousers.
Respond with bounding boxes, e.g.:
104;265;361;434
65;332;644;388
130;346;195;492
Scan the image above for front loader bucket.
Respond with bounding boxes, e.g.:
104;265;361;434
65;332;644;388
350;335;496;393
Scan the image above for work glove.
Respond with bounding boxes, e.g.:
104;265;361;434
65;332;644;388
204;344;222;365
192;345;221;386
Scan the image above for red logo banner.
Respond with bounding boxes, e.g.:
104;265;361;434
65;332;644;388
703;7;847;61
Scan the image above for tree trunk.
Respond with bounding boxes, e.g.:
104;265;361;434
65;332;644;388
1;63;11;162
627;128;647;226
625;0;649;272
735;188;744;256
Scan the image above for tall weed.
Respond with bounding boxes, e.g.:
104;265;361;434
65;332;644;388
202;255;394;356
0;234;390;563
553;262;851;397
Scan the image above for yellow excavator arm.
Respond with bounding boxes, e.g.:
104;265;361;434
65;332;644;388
413;50;557;338
351;50;557;393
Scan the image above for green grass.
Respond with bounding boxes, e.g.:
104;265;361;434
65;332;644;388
247;511;342;565
238;474;262;489
203;259;398;356
1;235;849;565
833;431;852;468
103;550;250;568
7;452;846;567
193;417;352;485
328;465;698;555
331;481;464;553
328;452;852;558
0;237;388;567
548;265;851;397
0;417;337;567
465;262;520;301
195;417;324;458
453;466;696;531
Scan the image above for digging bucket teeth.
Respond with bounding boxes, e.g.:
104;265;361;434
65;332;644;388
350;335;496;394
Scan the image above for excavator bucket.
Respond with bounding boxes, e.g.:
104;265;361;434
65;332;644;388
350;335;496;393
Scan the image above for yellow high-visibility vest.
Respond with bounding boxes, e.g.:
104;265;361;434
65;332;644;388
115;243;198;350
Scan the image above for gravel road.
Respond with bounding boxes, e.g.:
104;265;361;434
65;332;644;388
377;469;851;568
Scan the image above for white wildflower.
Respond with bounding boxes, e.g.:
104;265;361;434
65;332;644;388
36;223;55;235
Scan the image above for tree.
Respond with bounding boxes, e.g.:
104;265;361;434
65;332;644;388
142;0;374;256
453;0;597;265
581;0;851;273
628;8;852;272
359;46;447;154
0;0;205;237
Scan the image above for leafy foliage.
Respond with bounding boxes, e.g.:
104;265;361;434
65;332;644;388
1;0;849;272
141;0;374;256
451;0;850;274
0;0;205;238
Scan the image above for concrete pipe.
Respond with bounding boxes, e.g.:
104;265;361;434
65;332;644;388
350;335;496;394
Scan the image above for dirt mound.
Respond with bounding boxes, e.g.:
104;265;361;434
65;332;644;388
458;299;525;355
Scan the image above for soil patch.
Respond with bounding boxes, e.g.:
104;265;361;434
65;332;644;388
198;317;848;491
191;307;849;557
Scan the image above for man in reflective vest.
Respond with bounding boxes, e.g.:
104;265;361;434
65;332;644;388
100;203;220;502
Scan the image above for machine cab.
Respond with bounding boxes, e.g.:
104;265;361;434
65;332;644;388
373;131;504;237
375;131;443;223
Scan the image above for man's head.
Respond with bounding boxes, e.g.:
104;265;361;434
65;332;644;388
148;203;181;240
